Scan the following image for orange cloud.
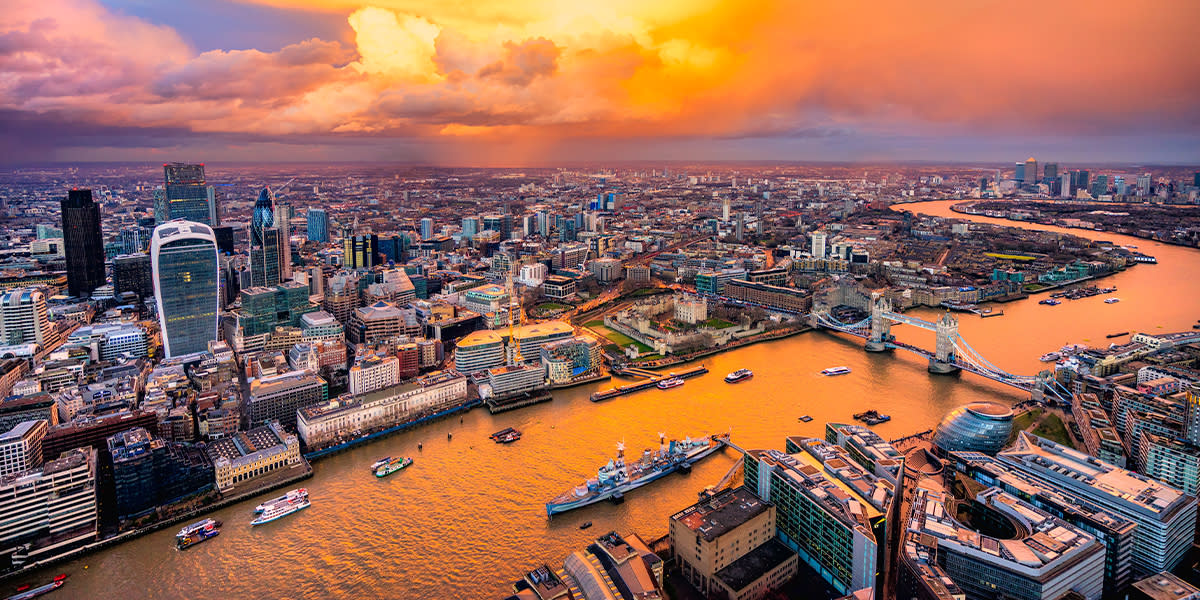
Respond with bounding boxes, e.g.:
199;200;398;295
1;0;1198;162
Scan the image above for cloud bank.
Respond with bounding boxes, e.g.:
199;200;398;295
1;0;1198;163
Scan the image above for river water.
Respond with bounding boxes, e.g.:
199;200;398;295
15;200;1200;599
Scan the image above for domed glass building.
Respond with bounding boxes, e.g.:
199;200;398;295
932;402;1014;455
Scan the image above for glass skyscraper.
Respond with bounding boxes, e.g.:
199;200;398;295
158;163;217;226
152;220;219;357
250;188;281;287
60;189;105;298
306;208;330;243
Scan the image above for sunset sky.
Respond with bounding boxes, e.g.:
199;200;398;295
2;0;1199;165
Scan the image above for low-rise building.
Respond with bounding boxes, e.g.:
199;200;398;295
454;330;506;373
902;479;1105;600
245;371;328;430
484;364;545;398
207;421;303;491
348;352;400;395
542;275;576;300
297;371;467;450
669;486;796;600
724;280;810;314
0;448;97;569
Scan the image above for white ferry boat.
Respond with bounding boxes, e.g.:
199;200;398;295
1104;298;1120;304
821;366;852;376
251;492;310;526
1039;352;1061;362
253;488;308;514
656;377;684;390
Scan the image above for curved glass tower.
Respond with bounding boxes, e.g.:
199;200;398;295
250;188;281;287
151;220;219;357
932;402;1014;456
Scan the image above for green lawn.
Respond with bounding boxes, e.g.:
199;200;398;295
587;323;653;353
700;318;736;329
584;319;604;328
1007;408;1041;445
1006;409;1075;449
535;302;569;311
985;252;1037;261
1022;283;1048;292
1031;414;1075;448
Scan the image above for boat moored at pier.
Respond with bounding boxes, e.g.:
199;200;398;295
545;432;729;517
253;488;308;514
724;369;753;383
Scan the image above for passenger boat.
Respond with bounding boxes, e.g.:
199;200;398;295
1038;298;1061;306
369;457;392;472
1039;352;1061;362
375;457;413;478
175;518;221;550
545;432;729;516
6;576;66;600
724;369;753;383
253;488;308;514
821;366;852;376
656;377;684;390
250;492;310;526
1104;298;1120;304
798;415;813;423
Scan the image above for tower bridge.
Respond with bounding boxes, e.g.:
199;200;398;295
811;293;1070;403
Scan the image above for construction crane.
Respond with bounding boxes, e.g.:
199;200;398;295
506;255;524;365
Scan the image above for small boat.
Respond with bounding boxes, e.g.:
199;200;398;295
1039;298;1061;306
657;377;684;390
724;369;753;383
369;457;392;471
579;521;592;530
798;415;813;422
375;457;413;478
821;366;851;376
250;493;310;526
253;488;308;514
1104;298;1120;304
490;427;519;441
497;431;522;443
175;518;221;550
1039;352;1061;362
1106;332;1128;338
6;576;66;600
853;410;891;425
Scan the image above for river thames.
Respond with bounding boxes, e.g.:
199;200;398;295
17;200;1200;599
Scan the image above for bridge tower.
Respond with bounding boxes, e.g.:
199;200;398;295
929;312;961;374
865;293;892;352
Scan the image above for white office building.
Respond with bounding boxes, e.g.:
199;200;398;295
0;420;47;478
0;448;98;567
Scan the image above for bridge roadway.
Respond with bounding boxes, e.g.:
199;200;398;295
812;310;1070;402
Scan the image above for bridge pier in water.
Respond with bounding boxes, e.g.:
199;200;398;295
928;312;961;374
865;293;892;353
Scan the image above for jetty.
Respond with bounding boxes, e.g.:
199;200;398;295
590;365;708;402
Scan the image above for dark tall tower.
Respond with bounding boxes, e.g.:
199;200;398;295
61;189;105;298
